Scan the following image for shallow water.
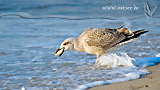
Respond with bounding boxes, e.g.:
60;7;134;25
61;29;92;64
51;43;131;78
0;0;160;90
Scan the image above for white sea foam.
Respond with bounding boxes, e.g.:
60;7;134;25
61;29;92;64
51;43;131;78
21;87;25;90
76;53;160;90
96;52;139;68
76;67;149;90
156;53;160;57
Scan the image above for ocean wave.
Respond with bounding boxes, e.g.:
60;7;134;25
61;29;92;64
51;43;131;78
76;68;149;90
0;12;143;20
19;53;160;90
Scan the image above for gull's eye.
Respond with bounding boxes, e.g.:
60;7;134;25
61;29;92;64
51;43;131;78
63;43;67;45
63;42;71;45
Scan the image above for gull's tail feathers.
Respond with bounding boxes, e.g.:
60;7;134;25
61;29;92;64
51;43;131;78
114;29;148;47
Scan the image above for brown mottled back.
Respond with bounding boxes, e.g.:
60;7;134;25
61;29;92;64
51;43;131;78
78;28;126;50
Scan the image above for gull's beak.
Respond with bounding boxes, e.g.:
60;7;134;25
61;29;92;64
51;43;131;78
55;47;65;57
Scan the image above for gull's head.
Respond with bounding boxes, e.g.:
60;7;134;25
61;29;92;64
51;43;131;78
55;37;75;56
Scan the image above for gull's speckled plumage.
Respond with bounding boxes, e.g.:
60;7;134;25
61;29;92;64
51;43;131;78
74;28;126;57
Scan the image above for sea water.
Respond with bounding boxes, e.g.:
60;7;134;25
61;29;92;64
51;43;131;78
0;0;160;90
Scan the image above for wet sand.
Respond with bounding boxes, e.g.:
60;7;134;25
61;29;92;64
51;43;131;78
89;64;160;90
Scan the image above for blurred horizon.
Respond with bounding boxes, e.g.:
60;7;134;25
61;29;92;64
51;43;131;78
0;0;160;19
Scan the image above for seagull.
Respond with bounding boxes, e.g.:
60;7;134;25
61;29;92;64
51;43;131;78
55;25;148;62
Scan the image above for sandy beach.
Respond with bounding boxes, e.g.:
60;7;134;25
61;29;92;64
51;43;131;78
89;64;160;90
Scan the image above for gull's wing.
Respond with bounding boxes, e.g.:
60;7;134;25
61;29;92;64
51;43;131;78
79;28;126;49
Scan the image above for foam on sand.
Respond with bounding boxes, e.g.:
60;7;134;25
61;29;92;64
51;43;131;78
76;53;160;90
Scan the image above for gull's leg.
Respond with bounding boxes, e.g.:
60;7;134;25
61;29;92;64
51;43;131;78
118;24;125;29
94;55;100;67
